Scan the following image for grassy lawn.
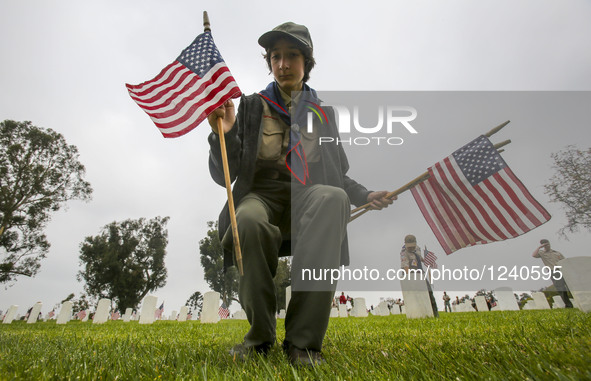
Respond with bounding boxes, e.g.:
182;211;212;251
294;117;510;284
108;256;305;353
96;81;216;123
0;309;590;380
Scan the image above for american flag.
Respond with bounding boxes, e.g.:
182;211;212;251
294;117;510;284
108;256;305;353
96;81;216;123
218;303;230;319
411;135;551;255
155;302;164;320
111;311;120;320
423;247;438;269
76;310;87;321
126;31;241;138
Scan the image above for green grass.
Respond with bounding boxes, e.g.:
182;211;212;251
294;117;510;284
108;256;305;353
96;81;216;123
1;309;590;380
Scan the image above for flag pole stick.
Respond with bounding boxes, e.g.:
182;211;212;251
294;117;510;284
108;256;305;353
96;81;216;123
349;122;511;222
204;11;244;276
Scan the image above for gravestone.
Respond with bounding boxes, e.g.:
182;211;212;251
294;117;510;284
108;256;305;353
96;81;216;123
475;296;489;312
330;307;339;317
338;304;348;318
81;310;89;322
56;301;73;325
139;295;158;324
178;306;189;322
170;310;178;321
390;304;401;315
232;309;247;320
401;305;406;314
552;296;565;308
494;287;520;311
523;300;535;310
278;309;286;319
401;279;434;318
350;298;368;317
531;292;551;310
374;301;390;316
93;299;111;324
286;286;292;309
559;257;591;313
452;304;457;312
201;291;220;323
27;302;43;324
2;305;18;324
122;308;133;322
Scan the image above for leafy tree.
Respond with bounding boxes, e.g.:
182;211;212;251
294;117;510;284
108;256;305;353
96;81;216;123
185;291;203;313
544;146;591;236
77;216;169;311
199;221;239;307
274;258;291;312
71;293;92;314
0;120;92;283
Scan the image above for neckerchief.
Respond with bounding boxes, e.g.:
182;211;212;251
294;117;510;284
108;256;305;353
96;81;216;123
259;81;319;185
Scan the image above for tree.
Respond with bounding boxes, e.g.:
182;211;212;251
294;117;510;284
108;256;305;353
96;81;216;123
185;291;203;314
77;216;169;312
544;146;591;236
0;120;92;283
199;221;239;307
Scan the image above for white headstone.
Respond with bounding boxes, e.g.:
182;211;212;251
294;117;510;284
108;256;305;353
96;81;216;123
139;295;158;324
350;298;368;317
552;296;565;308
286;286;292;309
475;296;489;312
523;300;535;310
494;287;520;311
27;302;43;324
169;310;178;321
401;279;434;318
559;257;591;313
232;309;247;320
201;291;221;323
122;308;133;322
531;292;551;310
2;305;18;324
338;304;348;318
178;306;189;322
451;304;457;312
390;304;401;315
374;301;390;316
93;299;111;324
56;301;73;325
278;309;286;319
401;305;406;314
330;307;339;318
81;309;89;322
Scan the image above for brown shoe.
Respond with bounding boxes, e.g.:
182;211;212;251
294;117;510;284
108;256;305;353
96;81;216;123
282;341;326;367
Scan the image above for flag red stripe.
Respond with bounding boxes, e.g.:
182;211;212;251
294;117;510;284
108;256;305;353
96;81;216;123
482;178;530;234
433;162;481;246
440;158;499;242
446;158;510;240
412;179;454;254
503;168;551;222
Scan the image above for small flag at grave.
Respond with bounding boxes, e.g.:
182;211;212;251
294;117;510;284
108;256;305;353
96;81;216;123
218;303;230;319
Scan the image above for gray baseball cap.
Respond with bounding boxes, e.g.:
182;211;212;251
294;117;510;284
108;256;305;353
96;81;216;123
258;22;313;50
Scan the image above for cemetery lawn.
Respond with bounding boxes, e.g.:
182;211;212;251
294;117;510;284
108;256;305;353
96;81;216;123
0;309;590;380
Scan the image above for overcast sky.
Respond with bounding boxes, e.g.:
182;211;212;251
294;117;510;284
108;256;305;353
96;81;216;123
1;1;590;316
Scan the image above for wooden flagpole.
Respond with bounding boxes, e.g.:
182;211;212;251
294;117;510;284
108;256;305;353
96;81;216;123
349;121;511;222
204;11;244;275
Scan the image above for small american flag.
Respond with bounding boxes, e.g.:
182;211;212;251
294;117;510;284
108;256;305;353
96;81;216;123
111;311;120;320
76;310;87;320
423;247;438;269
218;303;230;319
155;303;164;320
126;31;241;138
411;135;550;254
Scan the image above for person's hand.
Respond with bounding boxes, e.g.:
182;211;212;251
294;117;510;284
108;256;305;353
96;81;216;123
366;191;395;210
208;100;235;134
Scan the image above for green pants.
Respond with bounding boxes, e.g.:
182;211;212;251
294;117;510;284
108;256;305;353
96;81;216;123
225;178;350;351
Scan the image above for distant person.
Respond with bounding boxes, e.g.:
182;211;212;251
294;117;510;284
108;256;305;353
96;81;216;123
339;292;347;305
532;239;573;308
400;234;439;317
443;292;452;312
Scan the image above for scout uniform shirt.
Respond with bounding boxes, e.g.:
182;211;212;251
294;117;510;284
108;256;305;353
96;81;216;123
533;248;565;269
256;87;319;179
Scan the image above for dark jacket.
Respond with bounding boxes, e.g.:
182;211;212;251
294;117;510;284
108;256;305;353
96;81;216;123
208;93;371;269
